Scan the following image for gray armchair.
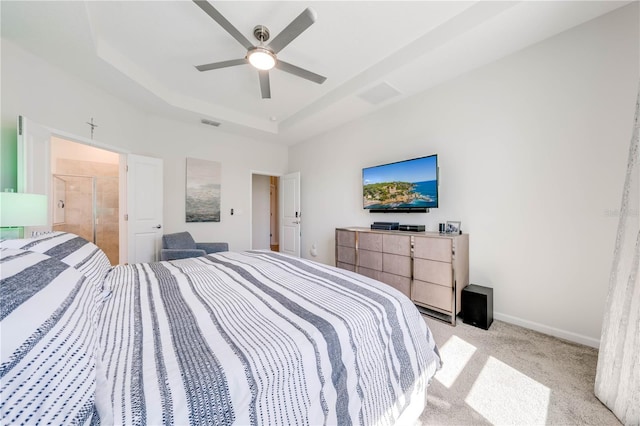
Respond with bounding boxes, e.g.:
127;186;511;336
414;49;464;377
161;231;228;261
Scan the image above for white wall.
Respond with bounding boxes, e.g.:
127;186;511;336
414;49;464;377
1;39;288;252
1;41;146;164
288;4;639;346
252;174;271;249
146;116;287;250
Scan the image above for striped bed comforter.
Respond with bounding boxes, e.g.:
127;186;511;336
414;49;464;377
1;233;111;425
97;250;441;425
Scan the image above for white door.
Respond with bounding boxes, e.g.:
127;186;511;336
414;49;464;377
279;172;300;257
127;154;163;263
17;116;52;236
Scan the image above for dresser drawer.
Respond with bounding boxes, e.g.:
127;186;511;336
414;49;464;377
336;230;356;248
336;262;355;272
359;232;382;252
382;234;411;256
358;266;382;281
414;236;452;262
412;280;453;312
414;258;452;287
381;272;411;298
337;246;356;265
383;253;411;277
357;249;382;270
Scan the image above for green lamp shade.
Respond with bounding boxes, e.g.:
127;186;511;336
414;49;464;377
0;192;48;227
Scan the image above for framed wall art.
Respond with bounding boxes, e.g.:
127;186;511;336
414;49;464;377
186;157;221;222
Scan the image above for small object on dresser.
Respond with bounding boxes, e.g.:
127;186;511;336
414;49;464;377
398;224;425;232
461;284;493;330
438;223;446;233
370;222;399;230
446;221;461;234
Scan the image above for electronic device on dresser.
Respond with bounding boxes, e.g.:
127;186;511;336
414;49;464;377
398;224;425;232
371;222;399;230
363;154;438;213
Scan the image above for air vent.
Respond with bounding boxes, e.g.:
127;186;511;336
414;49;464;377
200;118;221;127
357;82;401;105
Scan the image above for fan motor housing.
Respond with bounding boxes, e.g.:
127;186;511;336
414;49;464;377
253;25;270;42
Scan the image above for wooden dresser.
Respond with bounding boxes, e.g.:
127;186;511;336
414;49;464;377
335;227;469;324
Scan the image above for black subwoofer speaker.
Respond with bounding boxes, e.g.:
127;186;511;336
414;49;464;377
461;284;493;330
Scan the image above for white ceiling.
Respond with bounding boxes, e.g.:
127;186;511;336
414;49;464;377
1;1;630;145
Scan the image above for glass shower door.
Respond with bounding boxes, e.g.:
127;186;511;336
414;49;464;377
52;174;119;265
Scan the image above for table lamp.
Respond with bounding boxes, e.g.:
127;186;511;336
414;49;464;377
0;192;48;238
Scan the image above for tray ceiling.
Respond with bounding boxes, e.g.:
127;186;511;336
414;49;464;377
1;1;630;145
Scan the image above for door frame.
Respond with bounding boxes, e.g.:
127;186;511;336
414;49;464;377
18;118;130;262
249;170;282;251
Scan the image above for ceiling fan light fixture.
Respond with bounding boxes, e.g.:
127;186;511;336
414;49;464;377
247;47;276;70
193;2;326;98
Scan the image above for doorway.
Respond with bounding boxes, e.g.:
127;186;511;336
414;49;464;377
251;174;279;251
51;137;120;264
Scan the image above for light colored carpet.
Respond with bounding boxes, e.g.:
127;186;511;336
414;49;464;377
418;316;620;426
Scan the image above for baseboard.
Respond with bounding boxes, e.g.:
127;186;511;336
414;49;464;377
494;312;600;348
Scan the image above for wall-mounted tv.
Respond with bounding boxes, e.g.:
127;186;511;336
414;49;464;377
363;154;438;213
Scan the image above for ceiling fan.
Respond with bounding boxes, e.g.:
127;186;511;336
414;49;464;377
193;0;327;99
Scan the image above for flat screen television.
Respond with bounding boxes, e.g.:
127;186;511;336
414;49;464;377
362;154;438;213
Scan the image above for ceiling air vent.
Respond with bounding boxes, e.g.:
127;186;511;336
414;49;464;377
200;118;221;127
358;82;401;105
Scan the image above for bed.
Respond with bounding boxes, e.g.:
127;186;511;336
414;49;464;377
1;232;441;425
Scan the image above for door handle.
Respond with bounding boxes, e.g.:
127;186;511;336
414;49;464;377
293;221;300;224
154;224;162;229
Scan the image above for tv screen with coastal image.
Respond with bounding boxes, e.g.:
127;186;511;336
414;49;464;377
363;154;438;211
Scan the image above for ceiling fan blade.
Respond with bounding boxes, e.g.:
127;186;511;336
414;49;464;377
192;0;254;50
258;71;271;99
267;8;317;54
195;58;247;72
275;60;326;84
